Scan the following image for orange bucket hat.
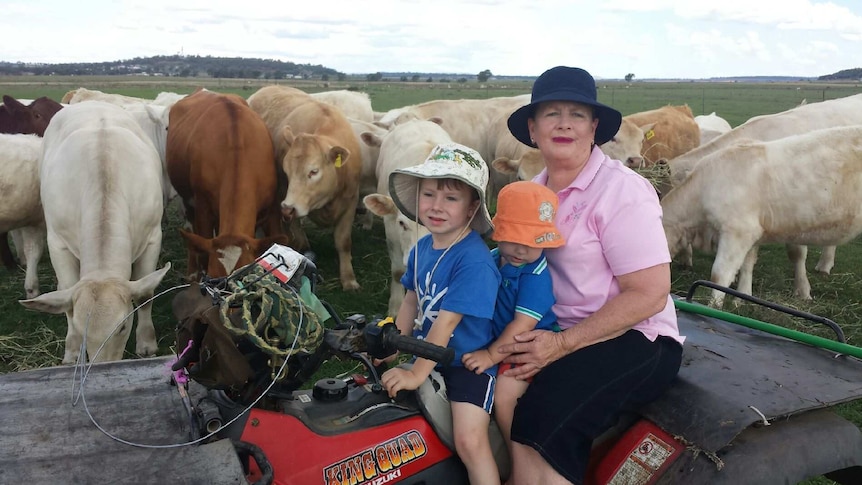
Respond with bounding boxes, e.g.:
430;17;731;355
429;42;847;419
491;181;564;248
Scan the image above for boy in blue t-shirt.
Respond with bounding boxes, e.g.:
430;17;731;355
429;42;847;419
462;181;565;451
382;142;502;485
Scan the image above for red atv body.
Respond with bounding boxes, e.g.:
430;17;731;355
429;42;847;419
2;283;862;485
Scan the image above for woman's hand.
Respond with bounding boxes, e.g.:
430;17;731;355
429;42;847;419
462;349;495;374
380;366;425;398
498;329;567;380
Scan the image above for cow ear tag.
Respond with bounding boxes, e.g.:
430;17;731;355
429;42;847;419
645;129;656;141
335;153;343;168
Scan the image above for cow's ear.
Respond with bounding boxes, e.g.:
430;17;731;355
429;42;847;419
3;95;25;112
363;194;397;217
180;229;213;253
361;131;382;148
639;122;657;138
329;146;350;168
129;263;172;300
491;157;518;175
282;126;295;147
19;287;75;314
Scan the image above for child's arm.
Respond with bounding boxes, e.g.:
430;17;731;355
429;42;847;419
381;309;462;398
373;290;419;366
463;313;539;373
394;290;419;336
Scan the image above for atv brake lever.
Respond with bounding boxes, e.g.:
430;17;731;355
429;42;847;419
350;351;383;386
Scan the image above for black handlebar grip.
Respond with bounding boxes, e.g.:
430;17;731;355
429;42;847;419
390;334;455;366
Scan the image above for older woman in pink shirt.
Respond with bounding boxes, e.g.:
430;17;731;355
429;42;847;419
498;66;685;485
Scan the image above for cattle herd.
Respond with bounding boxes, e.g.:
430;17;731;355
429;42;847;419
2;85;862;363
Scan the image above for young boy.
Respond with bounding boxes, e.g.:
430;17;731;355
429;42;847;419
382;142;503;485
462;181;564;450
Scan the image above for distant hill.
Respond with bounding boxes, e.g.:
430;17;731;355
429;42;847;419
0;55;343;80
1;55;859;83
819;68;862;81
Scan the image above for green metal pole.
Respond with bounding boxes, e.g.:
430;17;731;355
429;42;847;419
674;299;862;360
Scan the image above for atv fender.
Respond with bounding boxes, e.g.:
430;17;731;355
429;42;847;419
655;409;862;485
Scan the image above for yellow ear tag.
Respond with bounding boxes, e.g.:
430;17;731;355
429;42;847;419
335;154;343;168
645;129;656;141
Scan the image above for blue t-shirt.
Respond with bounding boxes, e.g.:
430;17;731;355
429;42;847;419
402;231;500;372
490;248;557;337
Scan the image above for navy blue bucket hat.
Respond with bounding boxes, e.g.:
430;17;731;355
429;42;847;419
507;66;623;147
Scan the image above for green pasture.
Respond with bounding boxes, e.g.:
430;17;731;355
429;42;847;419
1;79;861;482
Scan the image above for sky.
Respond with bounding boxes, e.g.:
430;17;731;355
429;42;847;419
2;0;860;79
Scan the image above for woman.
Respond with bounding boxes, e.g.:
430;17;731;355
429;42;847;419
498;66;685;484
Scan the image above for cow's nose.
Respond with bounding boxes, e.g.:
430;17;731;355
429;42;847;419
281;204;296;220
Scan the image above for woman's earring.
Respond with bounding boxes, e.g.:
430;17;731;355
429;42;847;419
530;138;535;144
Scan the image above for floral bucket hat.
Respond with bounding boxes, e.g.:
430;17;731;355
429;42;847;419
389;142;493;236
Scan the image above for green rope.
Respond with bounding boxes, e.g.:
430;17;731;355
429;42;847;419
219;265;324;357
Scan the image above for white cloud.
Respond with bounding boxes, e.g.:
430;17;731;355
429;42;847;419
0;0;859;78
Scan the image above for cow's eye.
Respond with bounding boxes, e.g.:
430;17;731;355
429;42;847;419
309;169;319;178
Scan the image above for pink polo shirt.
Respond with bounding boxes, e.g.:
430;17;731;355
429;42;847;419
534;146;684;344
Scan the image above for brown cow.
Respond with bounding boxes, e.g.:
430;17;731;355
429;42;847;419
166;89;287;278
608;105;700;168
0;95;64;270
248;85;362;290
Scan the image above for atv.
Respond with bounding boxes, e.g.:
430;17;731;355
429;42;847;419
1;248;861;485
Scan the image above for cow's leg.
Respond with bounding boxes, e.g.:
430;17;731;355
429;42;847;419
814;245;836;274
11;229;26;264
333;209;360;291
1;232;17;270
21;225;46;299
733;245;760;307
47;233;82;364
787;244;812;300
130;232;162;358
190;197;215;278
709;233;758;308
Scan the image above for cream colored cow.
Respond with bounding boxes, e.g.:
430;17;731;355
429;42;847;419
362;119;451;315
248;85;363;290
20;102;169;363
662;126;862;308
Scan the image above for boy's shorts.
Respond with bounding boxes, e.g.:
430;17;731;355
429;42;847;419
439;366;495;413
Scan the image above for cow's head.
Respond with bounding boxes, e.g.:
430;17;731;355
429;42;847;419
19;264;170;363
363;193;428;316
600;118;646;168
280;131;350;219
180;230;292;278
1;95;63;136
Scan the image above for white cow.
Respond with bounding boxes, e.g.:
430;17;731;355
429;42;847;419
123;103;176;209
667;93;862;275
362;119;451;315
377;95;530;199
312;90;374;122
662;126;862;308
694;112;732;145
669;93;862;185
0;133;47;298
61;87;150;106
350;118;389;230
20;102;170;364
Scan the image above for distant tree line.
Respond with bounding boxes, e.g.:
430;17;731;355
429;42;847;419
0;55;343;80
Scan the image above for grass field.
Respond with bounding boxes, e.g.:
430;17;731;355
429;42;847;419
1;76;861;482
